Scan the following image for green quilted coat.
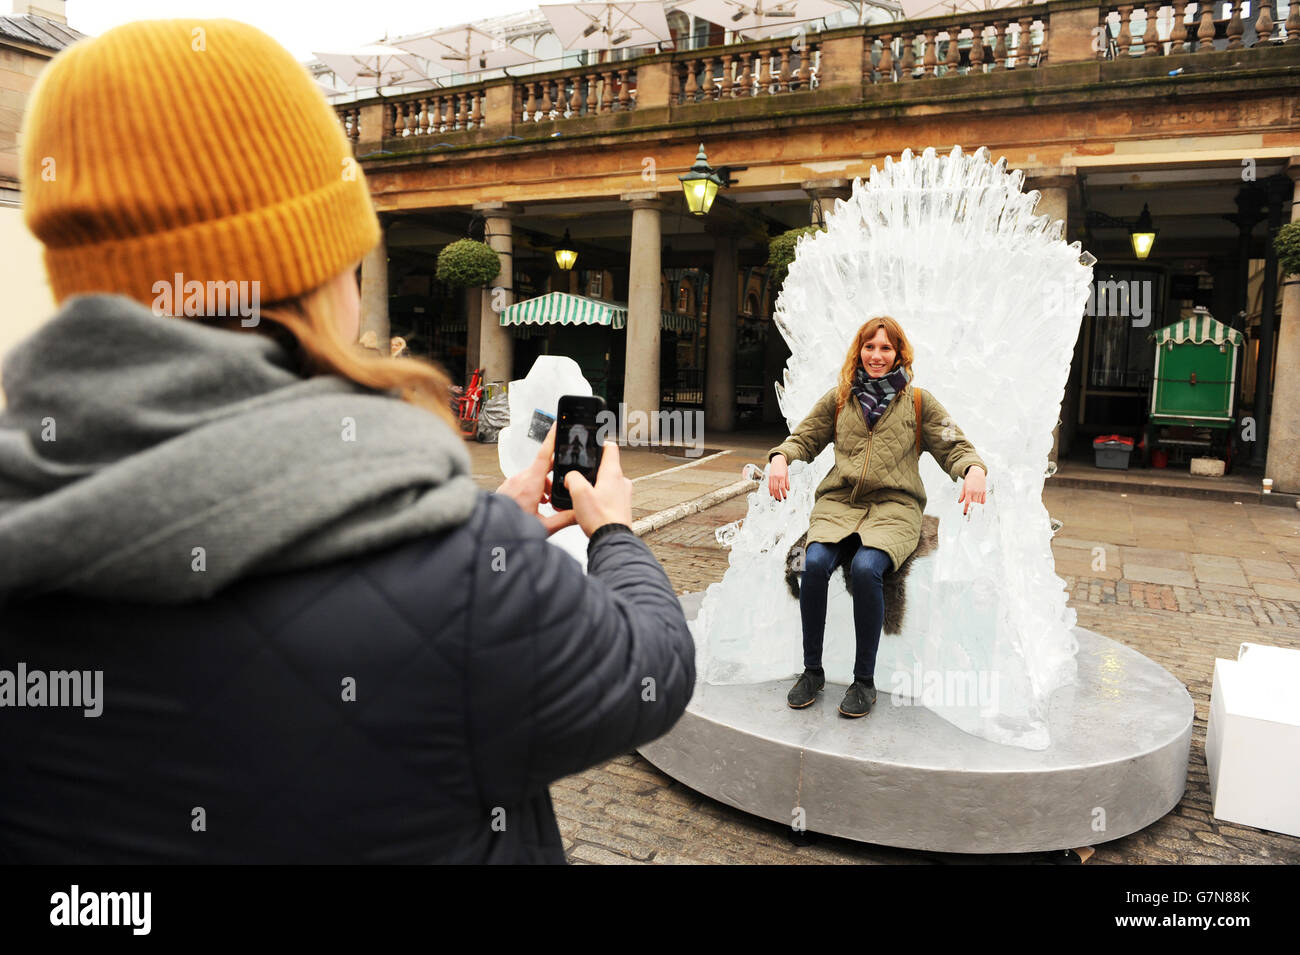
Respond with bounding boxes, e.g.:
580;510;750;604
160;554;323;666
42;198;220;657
767;383;987;573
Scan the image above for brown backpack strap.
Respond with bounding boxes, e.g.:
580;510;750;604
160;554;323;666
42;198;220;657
913;387;922;456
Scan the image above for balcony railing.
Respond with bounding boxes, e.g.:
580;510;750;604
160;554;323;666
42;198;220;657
864;6;1047;81
385;85;493;136
517;65;637;122
673;36;821;102
338;105;361;143
1101;1;1299;58
337;0;1298;144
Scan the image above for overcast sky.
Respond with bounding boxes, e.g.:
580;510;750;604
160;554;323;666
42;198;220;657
64;0;542;61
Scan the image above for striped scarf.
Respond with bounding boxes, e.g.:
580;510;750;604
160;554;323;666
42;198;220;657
851;363;911;430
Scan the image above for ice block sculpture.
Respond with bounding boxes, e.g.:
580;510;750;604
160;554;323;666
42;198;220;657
693;145;1097;749
497;355;594;571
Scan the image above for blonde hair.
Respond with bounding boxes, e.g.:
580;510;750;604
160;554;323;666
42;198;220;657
834;315;915;416
255;281;458;430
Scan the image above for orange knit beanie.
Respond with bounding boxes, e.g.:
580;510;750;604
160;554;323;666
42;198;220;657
20;19;379;307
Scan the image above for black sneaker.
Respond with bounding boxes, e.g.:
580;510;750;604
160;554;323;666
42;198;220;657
838;680;877;718
786;669;825;709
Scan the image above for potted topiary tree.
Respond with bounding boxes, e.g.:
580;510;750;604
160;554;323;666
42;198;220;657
767;225;823;291
436;238;501;289
1277;221;1300;278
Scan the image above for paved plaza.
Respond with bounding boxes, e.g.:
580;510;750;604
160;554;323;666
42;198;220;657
467;434;1300;865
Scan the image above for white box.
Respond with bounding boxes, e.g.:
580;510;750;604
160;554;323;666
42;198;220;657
1205;644;1300;838
1190;457;1225;477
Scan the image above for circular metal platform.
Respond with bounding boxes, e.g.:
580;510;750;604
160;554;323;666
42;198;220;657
639;593;1194;854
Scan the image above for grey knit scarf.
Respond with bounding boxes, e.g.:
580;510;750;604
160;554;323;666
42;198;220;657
850;363;911;429
0;294;481;605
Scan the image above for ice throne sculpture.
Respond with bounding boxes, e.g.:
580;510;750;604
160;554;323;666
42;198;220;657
694;145;1098;750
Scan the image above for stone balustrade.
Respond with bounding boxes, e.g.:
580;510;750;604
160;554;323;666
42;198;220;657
335;0;1298;145
382;85;492;137
516;64;636;122
337;105;360;143
1101;1;1300;58
862;5;1049;81
673;36;820;102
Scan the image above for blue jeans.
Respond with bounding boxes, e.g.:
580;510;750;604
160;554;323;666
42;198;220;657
800;535;892;683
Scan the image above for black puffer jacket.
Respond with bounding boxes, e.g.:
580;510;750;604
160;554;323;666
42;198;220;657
0;491;696;863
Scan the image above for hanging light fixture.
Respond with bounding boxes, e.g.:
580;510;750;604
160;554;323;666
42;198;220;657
1130;203;1157;260
555;228;577;271
679;143;726;216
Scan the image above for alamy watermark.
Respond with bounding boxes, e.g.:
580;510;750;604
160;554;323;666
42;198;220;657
1043;277;1153;327
1086;278;1153;327
152;272;261;327
0;663;103;717
889;664;1000;713
50;885;150;935
582;405;705;456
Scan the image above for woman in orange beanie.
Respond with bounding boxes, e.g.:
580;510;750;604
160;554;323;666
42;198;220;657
0;19;694;864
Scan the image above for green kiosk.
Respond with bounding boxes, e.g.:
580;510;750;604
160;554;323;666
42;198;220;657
1144;307;1243;470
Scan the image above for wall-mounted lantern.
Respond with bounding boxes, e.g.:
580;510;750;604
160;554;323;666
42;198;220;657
678;143;743;216
555;228;577;271
1130;203;1157;260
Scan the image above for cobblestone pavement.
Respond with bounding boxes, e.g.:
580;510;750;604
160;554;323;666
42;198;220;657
552;483;1300;865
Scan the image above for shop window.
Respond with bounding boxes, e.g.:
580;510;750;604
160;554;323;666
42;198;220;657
691;16;710;50
666;11;689;49
515;270;541;300
1085;268;1164;390
1079;266;1165;435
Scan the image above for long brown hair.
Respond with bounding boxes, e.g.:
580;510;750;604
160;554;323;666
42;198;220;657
254;279;458;430
834;315;915;415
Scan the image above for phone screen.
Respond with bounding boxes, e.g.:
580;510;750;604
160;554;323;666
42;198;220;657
550;395;606;510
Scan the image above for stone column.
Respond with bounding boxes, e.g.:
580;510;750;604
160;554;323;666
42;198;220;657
1265;158;1300;492
465;286;482;381
1027;170;1078;461
1232;188;1266;333
622;192;665;441
359;213;391;349
762;273;788;426
473;202;520;385
803;178;851;227
705;227;740;432
1250;176;1288;469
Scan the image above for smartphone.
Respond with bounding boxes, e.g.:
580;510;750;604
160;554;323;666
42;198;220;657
549;394;606;511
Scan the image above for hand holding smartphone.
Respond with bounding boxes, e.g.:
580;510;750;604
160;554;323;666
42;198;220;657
547;395;634;536
549;395;606;511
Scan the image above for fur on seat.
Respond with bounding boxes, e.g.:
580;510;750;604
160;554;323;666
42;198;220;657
784;515;940;635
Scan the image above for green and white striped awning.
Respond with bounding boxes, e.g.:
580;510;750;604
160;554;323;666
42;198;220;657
501;292;627;329
501;292;698;333
660;310;696;333
1151;311;1243;348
